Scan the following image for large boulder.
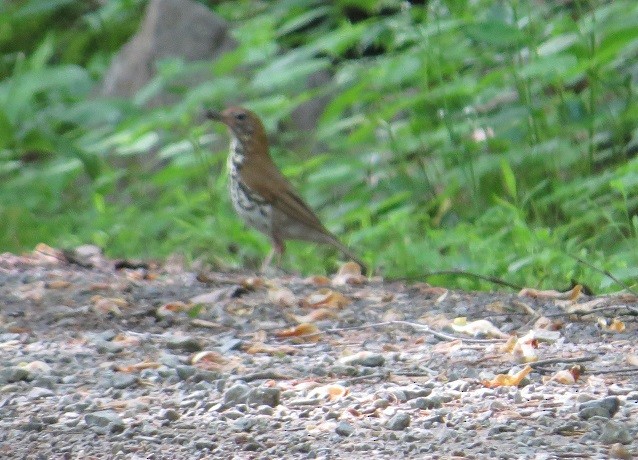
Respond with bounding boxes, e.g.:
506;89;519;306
100;0;236;106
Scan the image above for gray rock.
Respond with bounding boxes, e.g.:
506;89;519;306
94;340;124;354
192;370;222;383
340;352;385;367
412;396;443;409
0;367;29;384
386;413;410;431
335;421;355;437
222;383;251;407
85;410;125;434
161;408;181;422
27;387;55;399
112;373;137;389
159;353;183;368
599;421;632;445
176;365;197;380
166;336;202;352
100;0;236;107
247;387;280;408
579;396;620;419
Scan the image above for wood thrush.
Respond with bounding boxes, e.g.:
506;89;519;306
206;106;365;272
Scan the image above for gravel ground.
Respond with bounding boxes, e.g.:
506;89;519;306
0;246;637;459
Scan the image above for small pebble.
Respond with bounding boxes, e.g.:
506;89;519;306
579;396;620;419
335;421;355;437
386;413;410;431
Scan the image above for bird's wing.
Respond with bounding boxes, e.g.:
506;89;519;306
242;153;329;235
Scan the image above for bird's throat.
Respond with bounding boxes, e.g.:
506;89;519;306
228;136;245;172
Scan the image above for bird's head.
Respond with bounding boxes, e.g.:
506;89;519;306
206;106;268;153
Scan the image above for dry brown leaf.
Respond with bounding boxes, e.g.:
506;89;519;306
534;316;564;331
190;318;223;329
301;289;350;309
46;280;71;289
500;336;518;353
191;351;227;365
112;333;142;347
451;317;509;339
544;366;582;385
562;297;607;314
518;285;582;300
241;277;265;290
597;317;625;333
91;295;128;316
332;261;365;286
274;323;321;343
156;301;190;317
190;288;233;305
290;308;338;324
244;342;298;355
308;384;349;401
115;361;161;373
268;286;297;307
304;275;331;286
482;365;532;388
33;243;63;263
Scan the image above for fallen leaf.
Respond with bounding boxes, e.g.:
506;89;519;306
304;275;331;286
451;317;509;339
518;285;582;300
274;323;321;343
190;288;234;304
534;316;564;331
191;351;227;365
597;317;625;333
332;261;365;286
91;296;128;316
562;297;607;314
301;289;350;309
112;333;142;347
190;318;223;329
308;384;349;401
268;285;297;307
290;308;338;323
545;365;582;384
156;301;190;318
46;280;71;289
33;243;63;263
244;342;298;355
241;277;265;290
482;365;532;388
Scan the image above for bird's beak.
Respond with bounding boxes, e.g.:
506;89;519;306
205;109;223;121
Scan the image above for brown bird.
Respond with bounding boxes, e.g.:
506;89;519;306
206;106;365;272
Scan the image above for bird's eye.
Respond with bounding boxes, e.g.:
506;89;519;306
235;113;246;121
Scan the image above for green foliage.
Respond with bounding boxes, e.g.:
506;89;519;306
1;0;638;292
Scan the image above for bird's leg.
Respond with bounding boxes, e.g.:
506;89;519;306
261;236;286;273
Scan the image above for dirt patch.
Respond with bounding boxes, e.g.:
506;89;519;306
0;246;636;459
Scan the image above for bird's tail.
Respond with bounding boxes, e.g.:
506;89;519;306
327;236;367;275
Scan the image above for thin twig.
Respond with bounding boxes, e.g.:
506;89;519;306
587;367;638;375
528;356;596;368
283;320;507;344
566;252;638;296
421;270;523;290
390;321;507;343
